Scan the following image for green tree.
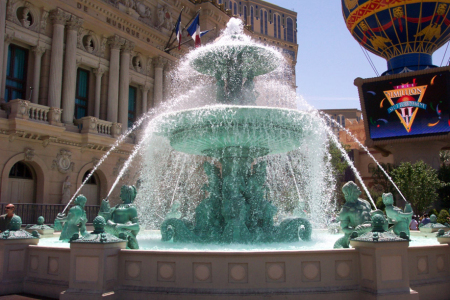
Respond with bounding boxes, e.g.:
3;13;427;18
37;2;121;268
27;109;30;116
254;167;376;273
437;163;450;209
369;163;396;195
390;161;442;216
328;142;350;207
437;209;449;225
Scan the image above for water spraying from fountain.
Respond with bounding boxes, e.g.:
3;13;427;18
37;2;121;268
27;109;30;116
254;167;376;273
320;112;408;203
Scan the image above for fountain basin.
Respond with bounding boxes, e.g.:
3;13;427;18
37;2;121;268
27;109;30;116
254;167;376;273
154;106;316;158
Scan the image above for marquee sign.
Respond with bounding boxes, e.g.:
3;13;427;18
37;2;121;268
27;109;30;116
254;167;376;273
361;69;450;140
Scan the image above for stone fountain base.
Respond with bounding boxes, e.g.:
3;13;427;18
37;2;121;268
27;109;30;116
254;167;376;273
5;237;448;300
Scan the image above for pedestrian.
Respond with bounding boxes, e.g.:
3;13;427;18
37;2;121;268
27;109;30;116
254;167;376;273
421;214;431;226
409;216;418;230
0;204;16;232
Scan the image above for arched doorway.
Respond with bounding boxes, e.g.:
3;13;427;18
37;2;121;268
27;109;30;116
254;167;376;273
7;161;36;203
80;170;100;205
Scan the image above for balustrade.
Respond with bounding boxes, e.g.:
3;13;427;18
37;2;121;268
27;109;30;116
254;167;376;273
3;99;122;138
28;103;49;122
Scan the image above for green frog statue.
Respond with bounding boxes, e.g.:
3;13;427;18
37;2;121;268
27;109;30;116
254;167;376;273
334;181;373;248
98;185;140;249
55;195;88;241
382;192;413;239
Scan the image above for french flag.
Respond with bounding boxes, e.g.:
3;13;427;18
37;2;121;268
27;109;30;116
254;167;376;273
187;14;201;47
175;13;182;50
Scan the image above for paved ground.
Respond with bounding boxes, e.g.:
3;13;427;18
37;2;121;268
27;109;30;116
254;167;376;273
0;295;54;300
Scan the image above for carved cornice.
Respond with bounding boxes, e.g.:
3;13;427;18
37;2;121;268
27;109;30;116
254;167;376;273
66;15;84;31
108;35;125;50
50;8;68;26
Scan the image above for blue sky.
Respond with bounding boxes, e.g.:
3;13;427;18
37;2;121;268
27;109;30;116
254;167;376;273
269;0;450;110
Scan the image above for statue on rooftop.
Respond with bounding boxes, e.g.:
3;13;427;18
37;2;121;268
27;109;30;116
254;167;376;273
334;181;373;248
99;185;140;249
382;193;413;239
56;195;88;241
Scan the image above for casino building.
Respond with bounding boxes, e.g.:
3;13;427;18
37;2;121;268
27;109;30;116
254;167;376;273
0;0;298;218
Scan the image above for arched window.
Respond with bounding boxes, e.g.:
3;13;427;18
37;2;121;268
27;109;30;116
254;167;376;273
234;2;237;15
286;17;294;42
278;15;281;38
244;6;247;23
229;1;232;10
260;10;263;33
9;161;33;179
8;161;35;203
264;11;268;35
274;14;277;38
294;19;297;43
251;6;254;30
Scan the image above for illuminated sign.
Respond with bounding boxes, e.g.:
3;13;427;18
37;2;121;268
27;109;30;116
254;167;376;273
361;70;450;140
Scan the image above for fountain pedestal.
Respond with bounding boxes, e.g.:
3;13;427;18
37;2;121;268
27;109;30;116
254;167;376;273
350;215;418;300
0;238;39;295
60;217;126;300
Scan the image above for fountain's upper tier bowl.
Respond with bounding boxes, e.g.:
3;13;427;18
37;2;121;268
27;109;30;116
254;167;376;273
153;106;319;158
190;43;280;77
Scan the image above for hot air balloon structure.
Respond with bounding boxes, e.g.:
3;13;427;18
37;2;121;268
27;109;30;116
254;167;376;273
342;0;450;74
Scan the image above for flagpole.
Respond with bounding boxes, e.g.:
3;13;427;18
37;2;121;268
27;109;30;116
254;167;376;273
165;8;201;52
164;7;184;52
165;28;215;52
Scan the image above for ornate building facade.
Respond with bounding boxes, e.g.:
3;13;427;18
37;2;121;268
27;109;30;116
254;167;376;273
0;0;298;209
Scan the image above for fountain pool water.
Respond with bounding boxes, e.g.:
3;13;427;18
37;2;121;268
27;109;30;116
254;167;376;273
37;229;440;250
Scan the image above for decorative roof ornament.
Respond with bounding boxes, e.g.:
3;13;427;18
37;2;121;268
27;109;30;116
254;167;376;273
2;216;39;240
351;214;409;243
70;216;126;244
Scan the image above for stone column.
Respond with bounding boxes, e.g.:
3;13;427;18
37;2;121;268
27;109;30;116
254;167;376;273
93;68;104;119
30;46;46;104
140;84;150;114
153;56;166;108
163;60;174;100
1;34;14;102
118;40;134;132
62;15;83;124
107;35;123;123
48;9;67;108
0;0;7;101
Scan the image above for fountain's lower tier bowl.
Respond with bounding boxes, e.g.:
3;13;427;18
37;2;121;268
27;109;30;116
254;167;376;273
154;106;317;158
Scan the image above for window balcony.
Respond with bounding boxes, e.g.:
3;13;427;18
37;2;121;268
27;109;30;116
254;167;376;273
0;99;132;148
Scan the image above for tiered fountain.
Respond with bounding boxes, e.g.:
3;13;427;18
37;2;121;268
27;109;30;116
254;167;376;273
152;21;318;244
